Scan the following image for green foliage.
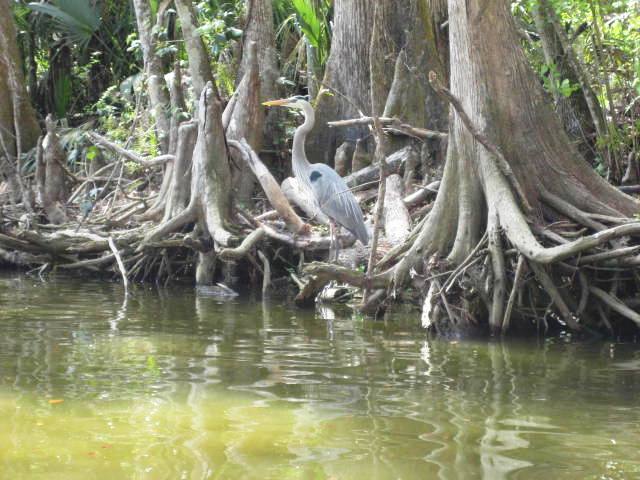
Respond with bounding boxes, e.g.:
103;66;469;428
27;0;100;49
193;1;243;59
273;0;332;85
539;63;580;97
289;0;331;66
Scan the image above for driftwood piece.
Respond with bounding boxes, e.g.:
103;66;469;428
229;139;307;234
382;174;411;244
281;177;330;224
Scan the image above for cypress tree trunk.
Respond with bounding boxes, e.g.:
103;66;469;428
174;0;214;100
305;0;375;164
391;0;640;334
306;0;447;167
132;0;171;153
239;0;279;102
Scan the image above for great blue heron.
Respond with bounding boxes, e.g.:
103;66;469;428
263;97;369;259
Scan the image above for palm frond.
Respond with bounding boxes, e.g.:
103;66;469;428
28;0;100;49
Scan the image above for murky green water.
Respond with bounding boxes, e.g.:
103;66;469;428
1;273;639;479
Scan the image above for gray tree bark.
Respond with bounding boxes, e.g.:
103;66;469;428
226;42;264;205
133;0;171;153
41;115;68;224
239;0;279;102
306;0;447;167
174;0;214;101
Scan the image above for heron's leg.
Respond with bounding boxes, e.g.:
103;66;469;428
334;224;341;262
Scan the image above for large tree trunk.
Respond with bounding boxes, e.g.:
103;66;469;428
0;0;40;203
239;0;278;103
132;0;171;153
305;0;375;164
227;42;264;205
391;0;640;334
306;0;447;168
238;0;282;159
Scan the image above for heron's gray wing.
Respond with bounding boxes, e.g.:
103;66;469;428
308;164;369;244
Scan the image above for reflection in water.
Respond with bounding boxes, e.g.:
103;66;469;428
1;273;640;479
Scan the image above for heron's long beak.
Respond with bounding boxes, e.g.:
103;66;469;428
262;98;290;107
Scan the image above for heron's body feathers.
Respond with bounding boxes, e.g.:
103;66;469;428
308;163;369;245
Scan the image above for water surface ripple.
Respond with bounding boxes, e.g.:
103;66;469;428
0;273;639;479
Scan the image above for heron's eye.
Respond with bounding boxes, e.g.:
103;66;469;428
309;171;322;182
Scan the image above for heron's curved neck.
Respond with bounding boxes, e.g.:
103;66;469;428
292;101;314;176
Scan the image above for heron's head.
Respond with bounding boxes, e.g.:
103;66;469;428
262;96;309;110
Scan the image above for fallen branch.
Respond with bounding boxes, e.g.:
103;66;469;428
108;236;129;295
304;262;389;289
328;117;447;140
228;139;308;234
87;132;175;168
589;286;640;327
260;223;353;251
403;181;440;208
